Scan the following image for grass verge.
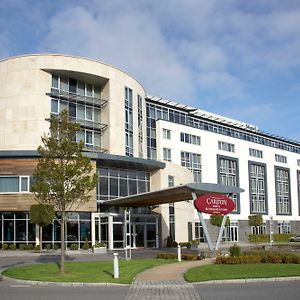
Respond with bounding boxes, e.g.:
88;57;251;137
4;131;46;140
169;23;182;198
184;263;300;282
2;259;175;284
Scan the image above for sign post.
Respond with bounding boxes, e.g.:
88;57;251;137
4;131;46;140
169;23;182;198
193;193;236;251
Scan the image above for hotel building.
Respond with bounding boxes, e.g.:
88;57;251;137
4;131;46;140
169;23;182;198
0;54;299;249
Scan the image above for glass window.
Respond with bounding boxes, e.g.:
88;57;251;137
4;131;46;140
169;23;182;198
59;100;68;112
85;130;93;145
86;84;93;96
94;85;101;98
77;131;85;143
86;106;93;121
69;103;76;118
51;99;58;114
69;78;77;94
52;75;59;89
77;105;85;119
77;81;85;96
20;177;29;192
0;177;19;192
60;77;68;92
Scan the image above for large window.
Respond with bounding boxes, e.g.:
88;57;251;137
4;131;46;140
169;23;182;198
249;162;268;214
125;87;133;156
277;221;291;234
181;151;201;182
249;148;263;158
180;132;201;145
217;155;239;213
275;167;291;215
97;167;150;201
0;176;31;193
275;154;287;164
50;75;103;151
218;141;235;152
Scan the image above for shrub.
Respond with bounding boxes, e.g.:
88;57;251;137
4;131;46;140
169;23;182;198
166;236;178;247
2;244;9;250
82;239;90;250
70;243;79;250
229;244;241;257
248;233;294;243
53;244;59;250
45;244;51;250
26;244;34;250
157;252;198;260
19;244;27;250
179;242;191;248
9;244;17;250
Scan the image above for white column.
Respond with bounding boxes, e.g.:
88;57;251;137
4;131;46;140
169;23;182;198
91;213;96;246
108;215;114;250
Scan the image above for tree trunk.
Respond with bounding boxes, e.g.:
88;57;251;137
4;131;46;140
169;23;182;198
60;211;65;273
39;225;42;253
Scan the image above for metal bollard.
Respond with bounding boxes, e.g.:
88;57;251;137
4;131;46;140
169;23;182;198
177;245;181;262
113;253;119;279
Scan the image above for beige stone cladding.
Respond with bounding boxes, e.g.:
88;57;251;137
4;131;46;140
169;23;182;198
151;162;195;244
0;54;146;158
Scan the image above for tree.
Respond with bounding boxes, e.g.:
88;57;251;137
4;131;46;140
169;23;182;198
248;214;263;244
31;110;97;273
30;204;55;252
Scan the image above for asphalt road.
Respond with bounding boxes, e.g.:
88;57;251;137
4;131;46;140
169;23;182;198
0;281;129;300
195;280;300;300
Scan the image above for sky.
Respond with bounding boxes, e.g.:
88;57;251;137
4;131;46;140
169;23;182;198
1;0;300;141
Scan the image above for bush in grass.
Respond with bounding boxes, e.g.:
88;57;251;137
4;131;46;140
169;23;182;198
70;243;78;250
182;253;198;261
2;244;9;250
9;244;17;250
229;244;241;257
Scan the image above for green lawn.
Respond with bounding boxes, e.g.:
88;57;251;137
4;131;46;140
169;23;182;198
2;259;175;284
184;263;300;282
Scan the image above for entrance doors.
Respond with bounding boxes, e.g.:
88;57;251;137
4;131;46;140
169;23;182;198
93;213;159;249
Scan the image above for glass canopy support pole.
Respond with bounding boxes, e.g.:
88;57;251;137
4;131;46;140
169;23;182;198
192;192;214;251
215;214;228;251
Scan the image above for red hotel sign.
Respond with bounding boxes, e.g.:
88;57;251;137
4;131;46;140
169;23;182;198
194;194;235;215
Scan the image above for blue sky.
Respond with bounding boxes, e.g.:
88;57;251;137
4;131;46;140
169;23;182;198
1;0;300;141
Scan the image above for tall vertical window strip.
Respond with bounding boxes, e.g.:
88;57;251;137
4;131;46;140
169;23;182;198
275;167;291;214
181;151;201;182
218;156;239;213
168;175;175;240
137;95;143;158
125;87;133;156
249;163;267;214
297;171;300;216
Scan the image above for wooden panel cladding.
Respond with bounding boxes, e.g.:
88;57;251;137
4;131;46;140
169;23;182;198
0;192;97;212
0;159;38;175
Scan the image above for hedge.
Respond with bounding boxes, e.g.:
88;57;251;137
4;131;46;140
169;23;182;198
216;252;300;264
157;253;200;260
248;233;294;243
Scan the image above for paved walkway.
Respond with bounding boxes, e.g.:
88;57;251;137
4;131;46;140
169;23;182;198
124;259;213;300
